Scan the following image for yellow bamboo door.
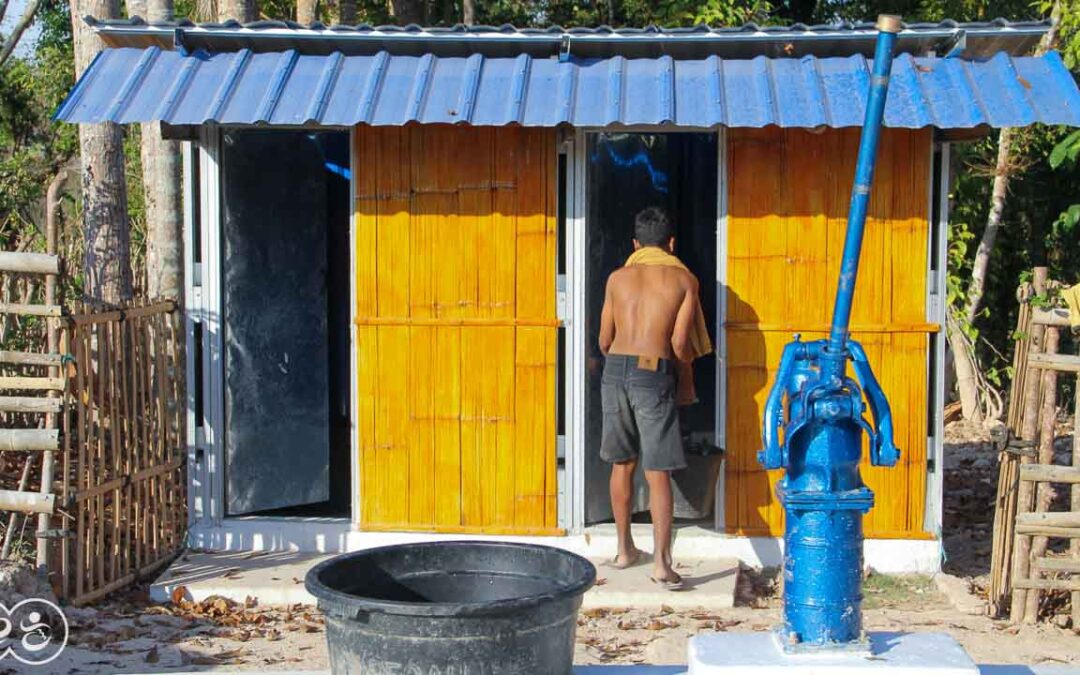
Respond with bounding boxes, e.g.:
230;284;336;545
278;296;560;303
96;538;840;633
725;127;935;539
353;126;560;535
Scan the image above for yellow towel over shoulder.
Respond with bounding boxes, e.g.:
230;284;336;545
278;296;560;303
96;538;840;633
624;247;714;360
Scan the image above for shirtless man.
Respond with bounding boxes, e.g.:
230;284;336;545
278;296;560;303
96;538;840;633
598;207;702;589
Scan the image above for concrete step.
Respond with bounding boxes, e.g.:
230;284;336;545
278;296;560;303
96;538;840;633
151;550;739;611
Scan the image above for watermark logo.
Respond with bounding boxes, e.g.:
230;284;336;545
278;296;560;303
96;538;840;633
0;599;69;665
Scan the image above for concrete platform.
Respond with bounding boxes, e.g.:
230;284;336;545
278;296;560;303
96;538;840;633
151;550;739;610
581;556;739;609
688;632;978;674
150;551;329;605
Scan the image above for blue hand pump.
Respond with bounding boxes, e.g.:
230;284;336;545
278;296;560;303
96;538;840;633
758;14;902;649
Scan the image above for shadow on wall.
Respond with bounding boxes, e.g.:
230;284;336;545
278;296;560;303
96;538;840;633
723;288;768;535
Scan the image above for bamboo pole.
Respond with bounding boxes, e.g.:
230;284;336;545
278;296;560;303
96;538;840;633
1;456;34;558
0;490;55;514
1013;578;1080;592
0;252;60;275
0;376;65;391
0;351;62;366
0;429;60;451
1019;464;1080;483
1072;382;1079;631
1025;324;1061;623
0;397;63;414
1028;353;1080;373
1011;268;1049;621
0;303;63;317
990;284;1033;615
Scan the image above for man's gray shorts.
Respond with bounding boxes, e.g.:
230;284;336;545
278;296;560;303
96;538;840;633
600;354;686;472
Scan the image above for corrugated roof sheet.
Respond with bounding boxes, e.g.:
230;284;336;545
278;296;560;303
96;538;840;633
55;47;1080;129
89;17;1049;59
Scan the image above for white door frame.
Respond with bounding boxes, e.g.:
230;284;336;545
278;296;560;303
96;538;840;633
566;128;729;534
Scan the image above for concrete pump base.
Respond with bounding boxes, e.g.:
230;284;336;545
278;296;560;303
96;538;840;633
688;631;978;675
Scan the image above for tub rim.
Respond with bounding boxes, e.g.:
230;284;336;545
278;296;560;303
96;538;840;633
304;540;597;618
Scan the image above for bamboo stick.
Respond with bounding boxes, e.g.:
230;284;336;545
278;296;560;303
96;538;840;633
990;286;1032;616
74;320;86;600
0;429;59;451
1031;307;1070;327
0;303;63;317
1013;578;1080;592
67;301;176;325
1010;268;1049;622
0;397;63;414
106;320;118;585
1019;464;1080;484
1;456;34;558
1034;557;1080;572
1016;512;1080;527
1014;524;1080;538
0;252;60;275
0;376;65;391
1025;325;1061;623
0;351;62;366
0;490;55;514
1027;352;1080;373
1072;381;1079;631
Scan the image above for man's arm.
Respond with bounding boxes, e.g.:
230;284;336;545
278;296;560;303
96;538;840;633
599;275;616;356
670;274;700;363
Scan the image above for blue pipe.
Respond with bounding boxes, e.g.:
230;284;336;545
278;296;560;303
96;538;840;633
757;15;901;651
827;20;900;363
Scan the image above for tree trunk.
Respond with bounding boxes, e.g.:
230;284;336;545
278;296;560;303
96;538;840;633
195;0;217;21
463;0;474;25
73;0;133;305
338;0;355;23
140;0;183;301
297;0;318;24
390;0;423;24
946;309;982;423
338;0;354;23
0;0;43;69
964;127;1013;325
219;0;255;22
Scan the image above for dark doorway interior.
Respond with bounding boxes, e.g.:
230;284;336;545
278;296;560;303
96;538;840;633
583;132;720;525
220;130;351;517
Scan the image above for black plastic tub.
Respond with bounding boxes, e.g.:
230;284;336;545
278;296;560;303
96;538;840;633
305;541;597;675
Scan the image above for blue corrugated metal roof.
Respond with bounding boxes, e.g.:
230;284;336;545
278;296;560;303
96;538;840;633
55;47;1080;129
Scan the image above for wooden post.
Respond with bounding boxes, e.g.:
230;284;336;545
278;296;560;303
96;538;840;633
1024;324;1060;623
1;457;34;558
1010;268;1048;621
37;168;62;576
1073;382;1079;632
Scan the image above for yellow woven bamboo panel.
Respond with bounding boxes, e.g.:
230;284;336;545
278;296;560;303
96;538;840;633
725;127;933;538
353;126;559;534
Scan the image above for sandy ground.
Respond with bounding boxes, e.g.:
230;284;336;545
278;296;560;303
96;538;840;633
6;569;1071;675
4;421;1076;673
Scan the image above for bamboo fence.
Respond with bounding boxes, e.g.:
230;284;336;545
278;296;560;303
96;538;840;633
58;299;186;605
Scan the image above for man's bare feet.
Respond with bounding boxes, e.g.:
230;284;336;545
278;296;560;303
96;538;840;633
649;568;684;590
612;547;645;569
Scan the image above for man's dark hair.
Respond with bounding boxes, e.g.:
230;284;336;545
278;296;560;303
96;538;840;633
634;207;672;247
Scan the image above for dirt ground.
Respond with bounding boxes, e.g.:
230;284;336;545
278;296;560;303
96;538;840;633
18;569;1076;674
5;421;1077;674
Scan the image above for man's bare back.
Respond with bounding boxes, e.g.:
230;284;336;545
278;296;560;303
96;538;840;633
599;261;699;361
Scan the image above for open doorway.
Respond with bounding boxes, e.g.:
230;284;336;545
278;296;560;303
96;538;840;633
218;130;352;517
582;132;721;526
